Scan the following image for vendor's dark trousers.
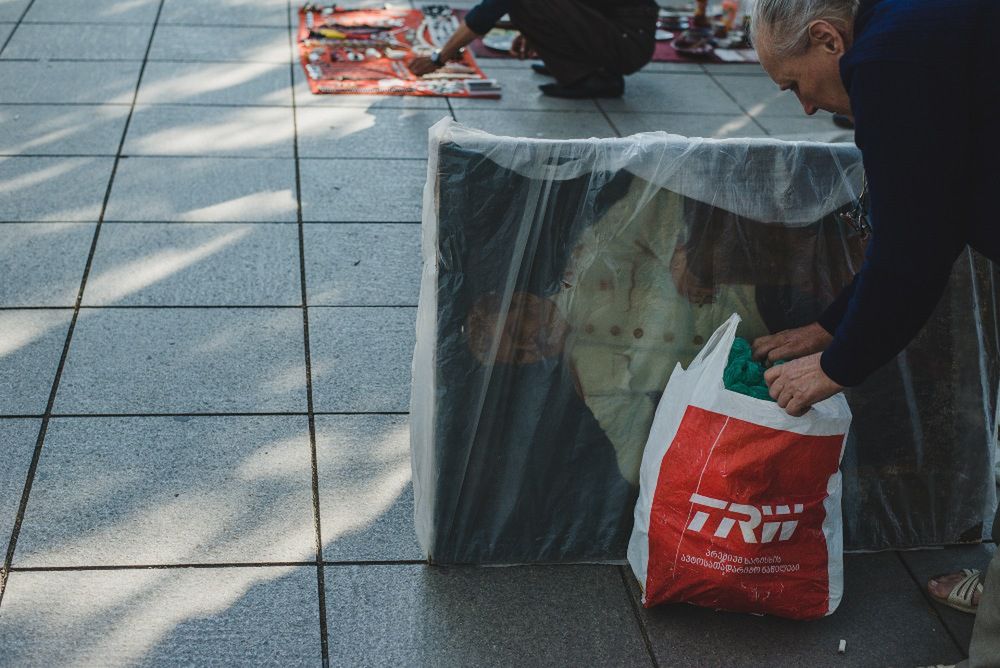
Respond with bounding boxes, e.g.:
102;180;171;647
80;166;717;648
508;0;657;85
963;500;1000;667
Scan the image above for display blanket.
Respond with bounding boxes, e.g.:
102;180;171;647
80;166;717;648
298;4;500;98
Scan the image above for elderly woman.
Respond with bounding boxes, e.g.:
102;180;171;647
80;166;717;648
747;0;999;664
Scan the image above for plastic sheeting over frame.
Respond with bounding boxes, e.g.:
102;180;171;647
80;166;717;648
411;119;999;564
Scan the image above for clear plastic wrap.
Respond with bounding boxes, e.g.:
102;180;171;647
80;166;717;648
411;118;999;564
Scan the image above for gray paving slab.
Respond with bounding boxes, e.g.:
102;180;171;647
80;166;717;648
713;73;808;117
756;113;850;141
475;57;704;76
473;57;543;71
105;157;297;222
451;109;617;139
23;0;161;23
598;72;744;114
292;65;451;110
149;25;290;63
0;156;115;221
449;67;601;112
0;419;38;558
316;414;421;561
0;61;141;104
136;61;292;106
0;223;94;306
2;23;153;60
639;62;706;74
0;309;72;414
55;308;308;413
308;306;415;412
325;564;650;666
703;63;770;77
0;22;13;44
123;105;295;157
15;416;315;566
0;1;27;22
304;224;420;306
0;566;322;666
160;0;290;27
608;111;767;139
629;552;964;667
84;223;301;306
299;158;424;223
899;544;997;654
0;104;130;156
477;58;702;75
296;107;447;159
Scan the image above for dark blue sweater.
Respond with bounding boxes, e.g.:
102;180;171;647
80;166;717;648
818;0;1000;386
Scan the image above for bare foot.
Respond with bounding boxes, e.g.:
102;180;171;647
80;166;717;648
928;571;981;608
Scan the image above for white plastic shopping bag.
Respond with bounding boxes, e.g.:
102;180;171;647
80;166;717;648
628;313;852;620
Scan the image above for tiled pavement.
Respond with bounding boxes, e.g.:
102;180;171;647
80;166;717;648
0;0;993;666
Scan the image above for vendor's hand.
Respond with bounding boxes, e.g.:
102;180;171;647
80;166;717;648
409;55;440;77
509;33;538;59
752;322;832;363
765;353;843;417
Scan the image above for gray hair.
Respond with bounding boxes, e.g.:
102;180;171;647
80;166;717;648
750;0;859;56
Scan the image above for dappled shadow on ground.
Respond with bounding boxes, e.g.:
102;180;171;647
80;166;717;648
0;415;413;663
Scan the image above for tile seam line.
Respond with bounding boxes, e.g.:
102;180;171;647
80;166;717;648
0;0;169;608
0;101;452;110
9;560;427;572
0;156;429;161
0;58;294;64
0;0;36;57
594;98;623;138
701;67;770;135
1;220;424;224
0;102;809;117
895;551;969;658
15;21;288;29
287;2;331;665
0;305;420;310
618;566;660;668
0;412;410;419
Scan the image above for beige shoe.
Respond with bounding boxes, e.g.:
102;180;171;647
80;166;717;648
928;569;982;614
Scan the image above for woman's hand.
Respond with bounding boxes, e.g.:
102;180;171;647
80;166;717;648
765;353;843;416
752;322;832;363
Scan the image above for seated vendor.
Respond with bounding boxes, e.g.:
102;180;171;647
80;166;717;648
409;0;658;98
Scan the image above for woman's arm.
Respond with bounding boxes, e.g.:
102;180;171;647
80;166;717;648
820;60;970;386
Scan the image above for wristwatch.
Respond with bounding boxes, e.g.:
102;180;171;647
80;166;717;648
431;49;444;66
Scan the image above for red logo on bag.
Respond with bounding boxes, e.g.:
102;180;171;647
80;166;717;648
644;406;844;620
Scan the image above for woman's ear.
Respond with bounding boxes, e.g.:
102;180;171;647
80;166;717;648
808;20;846;55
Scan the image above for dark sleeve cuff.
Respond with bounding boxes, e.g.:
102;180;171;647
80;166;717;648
819;343;863;388
463;0;508;35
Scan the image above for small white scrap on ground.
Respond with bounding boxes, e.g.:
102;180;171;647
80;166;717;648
838;639;847;654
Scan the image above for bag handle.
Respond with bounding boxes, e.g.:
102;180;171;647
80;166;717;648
688;312;741;377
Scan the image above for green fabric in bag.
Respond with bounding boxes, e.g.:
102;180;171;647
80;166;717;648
723;337;782;401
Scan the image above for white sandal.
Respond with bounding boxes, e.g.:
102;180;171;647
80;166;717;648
929;568;982;615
